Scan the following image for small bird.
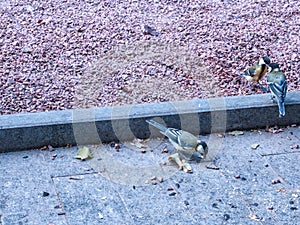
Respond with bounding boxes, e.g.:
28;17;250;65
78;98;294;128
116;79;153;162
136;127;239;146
266;63;287;117
239;56;271;91
146;119;208;162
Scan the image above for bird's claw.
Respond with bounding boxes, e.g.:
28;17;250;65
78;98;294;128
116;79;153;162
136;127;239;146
168;153;193;173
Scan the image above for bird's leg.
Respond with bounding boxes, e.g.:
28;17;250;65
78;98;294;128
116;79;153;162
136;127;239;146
271;97;276;103
168;153;192;173
181;159;193;173
270;94;276;103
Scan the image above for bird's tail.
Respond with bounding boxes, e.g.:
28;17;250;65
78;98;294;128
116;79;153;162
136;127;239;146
146;119;168;132
277;101;285;117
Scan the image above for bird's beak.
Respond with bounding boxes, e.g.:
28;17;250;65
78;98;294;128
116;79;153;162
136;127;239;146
190;152;203;162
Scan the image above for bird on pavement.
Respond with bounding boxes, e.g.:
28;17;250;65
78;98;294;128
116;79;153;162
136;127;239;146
146;119;208;162
266;63;287;117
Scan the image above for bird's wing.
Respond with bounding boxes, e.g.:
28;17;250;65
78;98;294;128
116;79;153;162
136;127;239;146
240;65;256;77
176;131;199;150
268;79;287;102
164;128;182;144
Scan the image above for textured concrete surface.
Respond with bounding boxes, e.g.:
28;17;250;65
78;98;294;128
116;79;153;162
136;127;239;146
1;92;300;152
0;125;299;224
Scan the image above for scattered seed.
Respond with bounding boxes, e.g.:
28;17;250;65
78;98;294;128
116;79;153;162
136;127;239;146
223;214;230;221
229;203;237;208
272;179;281;184
177;178;184;183
157;177;164;183
235;174;241;179
212;203;218;208
184;200;189;206
110;142;116;148
169;192;177;196
42;192;50;197
114;143;120;151
161;146;168;153
151;180;157;185
290;144;299;149
290;206;297;211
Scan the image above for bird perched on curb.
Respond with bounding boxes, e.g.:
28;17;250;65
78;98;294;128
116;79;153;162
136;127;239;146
266;63;287;117
239;56;270;91
146;119;208;162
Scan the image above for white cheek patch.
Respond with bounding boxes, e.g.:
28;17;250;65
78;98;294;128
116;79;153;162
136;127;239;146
245;76;253;81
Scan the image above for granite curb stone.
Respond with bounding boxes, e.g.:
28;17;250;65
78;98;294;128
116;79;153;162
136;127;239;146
1;92;299;152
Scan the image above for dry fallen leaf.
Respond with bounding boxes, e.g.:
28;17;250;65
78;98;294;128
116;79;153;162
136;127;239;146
268;127;284;134
206;163;220;170
131;139;148;149
251;143;260;150
217;134;224;138
249;214;263;221
40;146;47;150
75;147;93;161
229;130;244;136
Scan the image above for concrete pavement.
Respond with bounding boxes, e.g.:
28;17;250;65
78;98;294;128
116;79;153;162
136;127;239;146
0;125;299;225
